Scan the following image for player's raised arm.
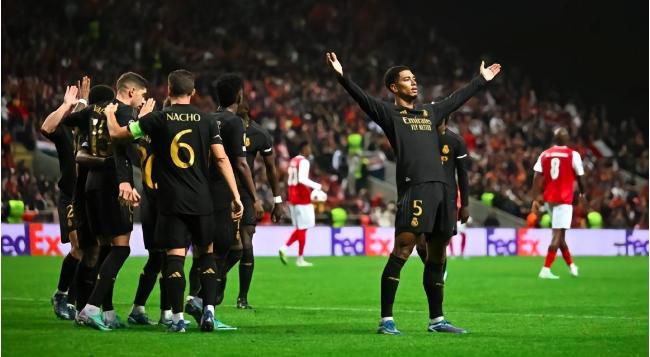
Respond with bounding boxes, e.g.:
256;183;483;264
41;85;78;135
72;76;91;113
433;61;502;119
327;52;388;127
211;143;244;220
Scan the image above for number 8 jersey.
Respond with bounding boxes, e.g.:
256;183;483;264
533;145;584;204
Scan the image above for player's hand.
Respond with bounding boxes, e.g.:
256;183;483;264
79;76;91;101
118;182;141;207
63;86;79;107
254;199;265;220
271;202;287;223
326;52;343;76
139;98;156;118
231;198;244;221
459;206;470;224
104;102;118;115
479;61;502;81
531;200;541;215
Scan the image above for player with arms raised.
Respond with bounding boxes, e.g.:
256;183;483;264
327;51;500;335
532;128;585;279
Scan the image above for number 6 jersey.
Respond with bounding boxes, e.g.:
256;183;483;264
133;104;222;215
533;145;584;204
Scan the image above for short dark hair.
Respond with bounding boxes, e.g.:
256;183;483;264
88;85;115;105
168;69;195;97
216;73;243;107
116;72;147;91
383;65;411;91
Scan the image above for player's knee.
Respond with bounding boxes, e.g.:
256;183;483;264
112;234;130;246
393;248;412;260
231;239;243;251
81;245;100;267
241;247;254;264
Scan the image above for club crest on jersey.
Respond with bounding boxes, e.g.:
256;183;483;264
411;217;419;227
442;144;450;154
422;109;428;117
245;137;251;147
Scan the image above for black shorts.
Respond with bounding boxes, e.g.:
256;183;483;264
395;181;454;239
140;189;161;251
213;207;237;255
155;213;214;250
85;188;133;237
57;192;75;244
74;167;97;250
240;194;257;226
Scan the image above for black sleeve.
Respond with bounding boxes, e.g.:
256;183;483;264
227;118;246;158
260;128;274;157
209;116;223;146
42;124;64;143
455;138;470;207
138;111;163;136
113;106;137;185
431;76;487;122
62;107;91;128
337;75;391;130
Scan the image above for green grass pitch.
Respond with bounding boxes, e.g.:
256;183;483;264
2;256;648;356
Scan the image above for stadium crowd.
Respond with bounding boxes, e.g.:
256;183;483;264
2;0;647;228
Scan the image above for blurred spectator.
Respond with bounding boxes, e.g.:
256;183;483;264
1;0;647;227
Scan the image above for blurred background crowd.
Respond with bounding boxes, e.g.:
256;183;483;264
2;0;647;228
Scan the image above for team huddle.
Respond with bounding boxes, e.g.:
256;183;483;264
44;71;289;332
43;52;583;335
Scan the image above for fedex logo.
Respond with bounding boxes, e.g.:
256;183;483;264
364;227;394;256
331;227;365;256
1;224;63;256
516;228;542;256
29;223;63;256
486;228;517;256
614;230;649;256
2;224;31;256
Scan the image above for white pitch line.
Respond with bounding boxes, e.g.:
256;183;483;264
2;297;646;321
264;305;647;321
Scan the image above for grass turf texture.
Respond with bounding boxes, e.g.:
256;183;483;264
2;256;648;356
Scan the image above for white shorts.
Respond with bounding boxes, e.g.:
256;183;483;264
456;221;467;234
548;204;573;229
289;204;315;230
